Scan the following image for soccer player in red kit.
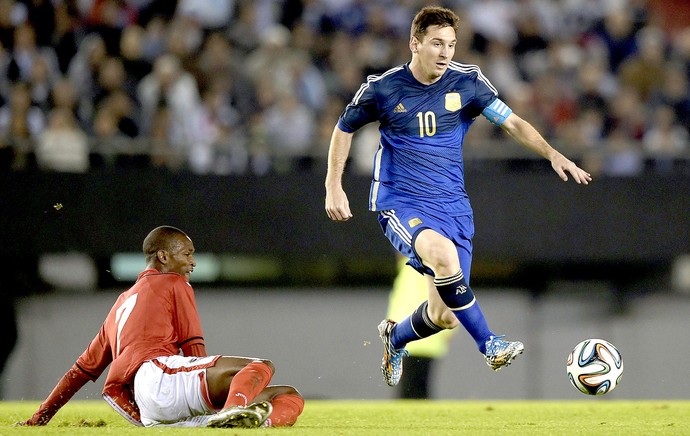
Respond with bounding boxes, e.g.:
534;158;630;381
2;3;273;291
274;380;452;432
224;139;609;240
19;226;304;428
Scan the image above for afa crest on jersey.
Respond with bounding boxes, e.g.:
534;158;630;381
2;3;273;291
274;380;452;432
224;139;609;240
408;217;423;228
445;92;462;112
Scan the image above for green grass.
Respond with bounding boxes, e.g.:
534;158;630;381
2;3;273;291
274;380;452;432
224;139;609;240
2;400;689;435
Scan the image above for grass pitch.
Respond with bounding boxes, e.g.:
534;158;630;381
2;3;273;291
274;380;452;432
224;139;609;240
2;400;688;435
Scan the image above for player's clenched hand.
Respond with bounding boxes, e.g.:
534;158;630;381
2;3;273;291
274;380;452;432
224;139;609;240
325;186;353;221
551;154;592;185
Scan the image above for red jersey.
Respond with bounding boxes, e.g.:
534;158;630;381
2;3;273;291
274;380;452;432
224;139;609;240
76;269;207;423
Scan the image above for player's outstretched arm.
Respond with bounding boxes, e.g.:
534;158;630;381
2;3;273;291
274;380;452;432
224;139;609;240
325;126;355;221
500;113;592;184
16;363;92;426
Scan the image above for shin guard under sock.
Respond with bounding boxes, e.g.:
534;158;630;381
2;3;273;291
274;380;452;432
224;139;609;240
223;361;273;409
390;300;443;349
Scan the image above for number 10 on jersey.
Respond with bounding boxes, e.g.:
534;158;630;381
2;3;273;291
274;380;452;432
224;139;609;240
417;111;437;137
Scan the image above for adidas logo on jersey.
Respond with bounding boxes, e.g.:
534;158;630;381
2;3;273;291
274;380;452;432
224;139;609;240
393;103;407;113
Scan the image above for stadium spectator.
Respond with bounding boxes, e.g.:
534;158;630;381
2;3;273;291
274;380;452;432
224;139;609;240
85;0;139;56
649;61;690;128
25;53;56;113
574;58;616;119
91;88;143;167
194;31;257;124
0;81;45;159
354;5;401;75
323;31;366;102
555;107;605;162
465;0;518;47
324;6;591;387
66;33;108;124
52;0;82;74
482;39;525;102
187;84;249;175
244;24;293;105
598;126;645;177
549;59;612;153
512;5;550;68
103;88;140;138
7;22;60;84
0;0;21;51
35;107;89;173
165;14;204;72
139;15;167;61
260;87;316;172
606;85;647;142
617;25;666;100
642;104;689;173
92;99;128;167
66;32;106;88
671;26;690;82
136;53;201;151
19;225;304;428
591;7;640;73
289;49;328;113
93;55;128;106
118;24;153;90
225;0;263;54
142;101;192;170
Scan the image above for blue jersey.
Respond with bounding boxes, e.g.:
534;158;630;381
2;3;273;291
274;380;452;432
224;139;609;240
338;62;499;216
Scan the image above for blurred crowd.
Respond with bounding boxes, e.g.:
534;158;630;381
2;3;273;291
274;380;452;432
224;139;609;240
0;0;688;177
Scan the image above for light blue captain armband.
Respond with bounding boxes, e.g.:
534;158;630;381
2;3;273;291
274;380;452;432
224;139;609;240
481;98;512;126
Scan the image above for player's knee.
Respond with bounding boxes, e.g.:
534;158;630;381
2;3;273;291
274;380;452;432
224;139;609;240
427;305;459;329
256;385;303;404
254;359;275;375
432;317;458;330
277;385;302;398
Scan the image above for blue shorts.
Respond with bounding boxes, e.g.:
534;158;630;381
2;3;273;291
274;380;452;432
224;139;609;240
378;209;474;279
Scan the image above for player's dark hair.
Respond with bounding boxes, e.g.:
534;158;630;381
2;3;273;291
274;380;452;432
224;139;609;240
410;6;459;42
143;225;188;263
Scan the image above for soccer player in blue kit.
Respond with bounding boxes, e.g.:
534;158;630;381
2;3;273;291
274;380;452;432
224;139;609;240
325;6;592;387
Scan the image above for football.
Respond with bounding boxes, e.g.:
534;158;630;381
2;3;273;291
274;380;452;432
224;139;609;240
566;338;623;395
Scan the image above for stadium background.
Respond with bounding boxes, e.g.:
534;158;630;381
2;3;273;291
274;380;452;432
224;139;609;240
1;0;689;401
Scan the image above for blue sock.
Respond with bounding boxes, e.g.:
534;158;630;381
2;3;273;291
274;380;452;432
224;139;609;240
434;271;494;354
390;301;442;350
452;301;493;354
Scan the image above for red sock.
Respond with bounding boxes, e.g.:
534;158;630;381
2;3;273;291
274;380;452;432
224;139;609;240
266;393;304;427
223;361;273;409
